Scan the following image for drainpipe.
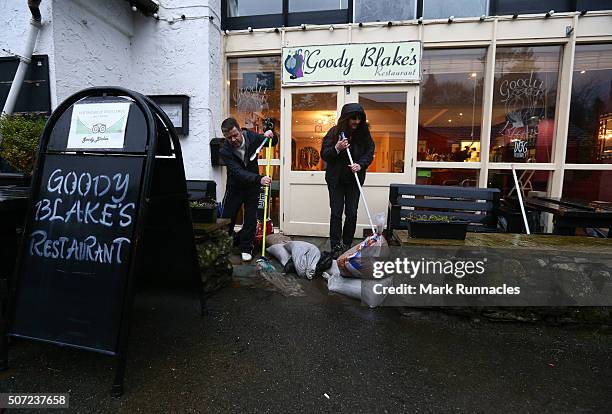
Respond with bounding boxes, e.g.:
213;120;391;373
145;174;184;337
1;0;43;116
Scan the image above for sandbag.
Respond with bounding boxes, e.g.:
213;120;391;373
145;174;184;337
266;243;291;266
327;274;394;308
284;241;321;279
337;233;388;278
267;233;292;246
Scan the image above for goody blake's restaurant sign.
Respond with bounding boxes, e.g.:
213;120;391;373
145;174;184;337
282;41;421;85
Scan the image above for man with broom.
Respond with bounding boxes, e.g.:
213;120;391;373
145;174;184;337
219;117;277;262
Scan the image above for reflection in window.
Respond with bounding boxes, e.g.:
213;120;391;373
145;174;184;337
354;0;416;22
423;0;488;19
289;0;348;12
563;170;612;202
418;48;486;162
291;93;337;171
228;56;281;159
567;44;612;164
416;168;479;186
491;0;572;15
227;0;282;17
487;169;550;199
490;46;560;163
358;93;406;173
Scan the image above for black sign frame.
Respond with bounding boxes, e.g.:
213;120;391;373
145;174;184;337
0;87;204;397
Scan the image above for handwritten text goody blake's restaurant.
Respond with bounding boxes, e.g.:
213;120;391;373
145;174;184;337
29;169;135;265
282;42;421;84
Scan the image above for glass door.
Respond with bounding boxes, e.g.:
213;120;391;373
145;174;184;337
281;86;344;236
344;85;417;236
280;85;418;237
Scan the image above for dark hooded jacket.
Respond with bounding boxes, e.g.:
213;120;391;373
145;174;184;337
320;103;375;186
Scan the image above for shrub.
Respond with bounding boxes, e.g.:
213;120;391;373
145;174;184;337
0;114;46;174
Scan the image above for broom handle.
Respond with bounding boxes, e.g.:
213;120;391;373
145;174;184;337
342;133;376;234
261;137;273;257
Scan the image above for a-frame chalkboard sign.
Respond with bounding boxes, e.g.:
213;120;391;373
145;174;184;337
0;87;204;396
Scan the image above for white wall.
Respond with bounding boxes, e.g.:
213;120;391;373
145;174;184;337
52;0;133;102
0;0;56;106
131;0;223;186
1;0;222;188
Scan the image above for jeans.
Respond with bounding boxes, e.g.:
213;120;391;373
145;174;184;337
327;180;360;247
220;187;259;254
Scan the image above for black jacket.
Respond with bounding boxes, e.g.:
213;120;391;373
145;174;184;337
220;129;278;191
320;104;375;186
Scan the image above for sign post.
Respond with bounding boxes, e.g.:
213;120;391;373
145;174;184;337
0;87;204;397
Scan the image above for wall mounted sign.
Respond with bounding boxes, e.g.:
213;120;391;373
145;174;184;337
282;41;421;85
148;95;190;135
67;102;130;149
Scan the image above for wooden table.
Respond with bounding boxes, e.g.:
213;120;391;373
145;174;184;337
394;230;612;253
524;196;612;237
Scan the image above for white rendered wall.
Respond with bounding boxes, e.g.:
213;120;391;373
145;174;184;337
0;0;56;107
51;0;133;102
1;0;222;188
131;0;223;186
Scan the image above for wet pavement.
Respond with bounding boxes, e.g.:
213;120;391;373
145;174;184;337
1;243;611;413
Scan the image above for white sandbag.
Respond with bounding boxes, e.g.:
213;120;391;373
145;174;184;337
285;241;321;280
362;277;394;308
327;275;361;299
325;260;340;278
327;275;394;308
266;244;291;266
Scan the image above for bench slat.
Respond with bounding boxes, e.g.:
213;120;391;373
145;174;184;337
390;183;500;201
396;198;493;211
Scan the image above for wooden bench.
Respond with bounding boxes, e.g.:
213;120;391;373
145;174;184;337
387;184;501;237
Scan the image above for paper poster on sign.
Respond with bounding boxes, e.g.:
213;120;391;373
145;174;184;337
67;102;130;149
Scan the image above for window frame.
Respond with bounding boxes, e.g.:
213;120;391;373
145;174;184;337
221;0;354;30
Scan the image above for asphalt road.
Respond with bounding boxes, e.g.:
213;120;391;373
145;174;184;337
1;275;611;413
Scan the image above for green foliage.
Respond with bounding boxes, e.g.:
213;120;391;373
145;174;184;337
0;114;46;174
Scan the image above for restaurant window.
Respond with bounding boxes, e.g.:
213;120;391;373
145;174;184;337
354;0;416;22
562;170;612;202
289;0;348;12
228;56;281;160
567;44;612;164
423;0;488;19
291;92;337;171
226;0;282;16
576;1;612;11
487;169;551;198
489;0;572;15
489;46;561;163
418;48;486;163
417;168;479;186
358;92;407;173
222;0;352;29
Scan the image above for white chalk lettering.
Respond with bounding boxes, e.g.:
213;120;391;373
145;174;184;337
28;231;132;265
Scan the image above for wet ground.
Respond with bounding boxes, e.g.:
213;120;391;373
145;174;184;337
1;239;611;413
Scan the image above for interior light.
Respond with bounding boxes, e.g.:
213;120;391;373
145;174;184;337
580;70;586;74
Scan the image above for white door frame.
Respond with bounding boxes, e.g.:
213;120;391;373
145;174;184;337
280;84;419;236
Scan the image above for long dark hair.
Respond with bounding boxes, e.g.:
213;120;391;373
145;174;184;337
335;111;369;140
